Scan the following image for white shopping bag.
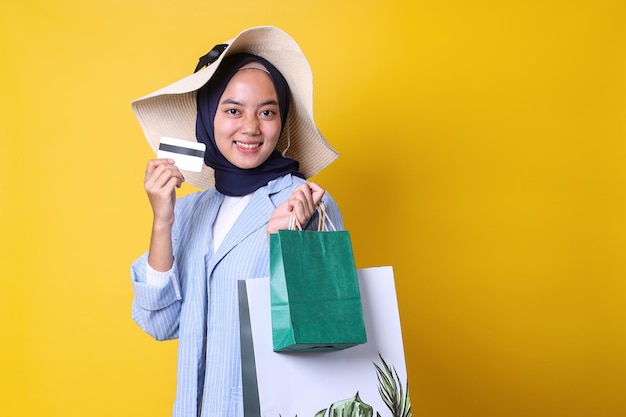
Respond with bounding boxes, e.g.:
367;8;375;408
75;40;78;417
238;266;411;417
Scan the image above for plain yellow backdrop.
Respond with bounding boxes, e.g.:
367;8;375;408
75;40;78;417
1;0;625;416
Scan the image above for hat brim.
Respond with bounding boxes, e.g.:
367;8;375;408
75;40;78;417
131;26;338;190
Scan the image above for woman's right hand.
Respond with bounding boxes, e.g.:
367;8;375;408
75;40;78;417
144;159;186;227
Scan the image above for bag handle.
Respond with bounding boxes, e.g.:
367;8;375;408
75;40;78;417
289;201;337;231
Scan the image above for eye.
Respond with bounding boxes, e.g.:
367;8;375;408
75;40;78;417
227;108;240;115
260;109;276;117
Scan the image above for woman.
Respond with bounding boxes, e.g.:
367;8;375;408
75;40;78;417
130;27;342;417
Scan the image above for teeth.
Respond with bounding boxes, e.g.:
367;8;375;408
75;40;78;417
236;142;261;149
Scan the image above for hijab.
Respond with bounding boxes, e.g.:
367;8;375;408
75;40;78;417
196;53;303;196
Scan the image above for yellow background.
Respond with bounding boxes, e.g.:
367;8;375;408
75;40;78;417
1;1;625;416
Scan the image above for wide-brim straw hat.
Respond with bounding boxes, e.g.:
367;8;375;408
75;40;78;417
131;26;338;190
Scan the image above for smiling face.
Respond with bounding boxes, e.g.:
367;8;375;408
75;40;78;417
213;67;282;170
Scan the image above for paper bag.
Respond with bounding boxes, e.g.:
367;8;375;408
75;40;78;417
239;266;411;417
269;225;366;352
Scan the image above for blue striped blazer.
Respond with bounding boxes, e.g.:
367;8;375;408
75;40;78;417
131;174;343;417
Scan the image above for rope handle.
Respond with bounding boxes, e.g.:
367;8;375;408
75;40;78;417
288;201;337;232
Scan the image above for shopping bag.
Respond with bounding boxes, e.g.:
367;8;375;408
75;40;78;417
269;204;367;352
238;266;410;417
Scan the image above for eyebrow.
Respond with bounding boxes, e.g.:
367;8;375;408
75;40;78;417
220;98;279;107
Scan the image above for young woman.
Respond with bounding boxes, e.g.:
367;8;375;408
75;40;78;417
130;27;342;417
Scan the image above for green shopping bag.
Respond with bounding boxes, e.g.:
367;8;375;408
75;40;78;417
270;203;367;352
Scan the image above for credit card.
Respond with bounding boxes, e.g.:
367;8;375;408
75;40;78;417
157;136;206;172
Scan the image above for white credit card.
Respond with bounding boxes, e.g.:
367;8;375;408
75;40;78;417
157;136;206;172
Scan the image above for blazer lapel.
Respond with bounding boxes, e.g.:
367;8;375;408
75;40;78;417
207;175;295;272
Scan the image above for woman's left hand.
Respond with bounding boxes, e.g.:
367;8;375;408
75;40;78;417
267;182;325;235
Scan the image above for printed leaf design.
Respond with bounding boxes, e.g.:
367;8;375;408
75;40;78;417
374;353;412;417
328;392;374;417
280;354;410;417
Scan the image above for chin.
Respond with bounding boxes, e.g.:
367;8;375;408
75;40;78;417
232;160;263;170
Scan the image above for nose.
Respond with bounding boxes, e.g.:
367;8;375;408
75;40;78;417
241;114;260;135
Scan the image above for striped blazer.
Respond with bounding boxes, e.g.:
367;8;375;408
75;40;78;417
131;174;343;417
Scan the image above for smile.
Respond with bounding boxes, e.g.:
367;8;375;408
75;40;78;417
235;141;261;149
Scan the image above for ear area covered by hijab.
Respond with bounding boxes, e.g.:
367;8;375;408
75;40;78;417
131;26;339;190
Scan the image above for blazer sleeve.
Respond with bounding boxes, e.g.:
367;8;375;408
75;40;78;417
129;192;209;341
130;253;183;341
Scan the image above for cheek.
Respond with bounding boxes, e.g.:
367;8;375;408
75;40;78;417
263;121;282;143
213;117;236;139
213;115;227;132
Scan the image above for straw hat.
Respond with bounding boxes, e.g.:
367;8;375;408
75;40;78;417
131;26;338;189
